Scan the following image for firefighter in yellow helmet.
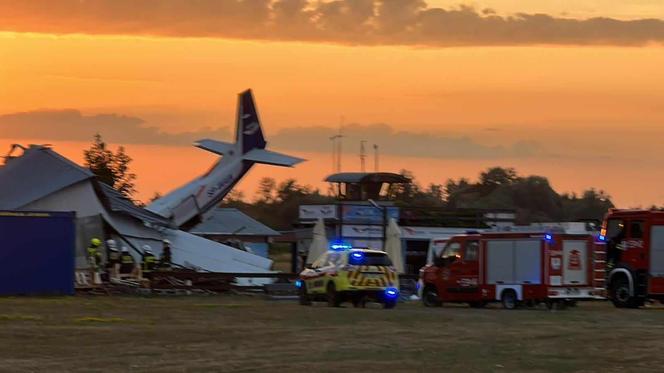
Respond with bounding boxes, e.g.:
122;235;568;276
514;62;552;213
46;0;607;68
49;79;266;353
87;238;103;271
141;245;157;278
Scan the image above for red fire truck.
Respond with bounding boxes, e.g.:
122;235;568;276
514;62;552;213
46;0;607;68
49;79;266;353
419;232;606;309
601;209;664;308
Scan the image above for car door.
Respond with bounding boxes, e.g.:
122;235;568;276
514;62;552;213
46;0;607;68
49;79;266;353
437;240;463;301
446;239;481;301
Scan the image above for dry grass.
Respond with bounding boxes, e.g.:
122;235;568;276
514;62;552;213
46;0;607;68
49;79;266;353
0;296;662;372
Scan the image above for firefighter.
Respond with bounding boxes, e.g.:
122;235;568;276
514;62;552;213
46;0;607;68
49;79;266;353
159;239;173;270
119;246;136;276
141;245;157;276
105;239;121;278
87;238;103;271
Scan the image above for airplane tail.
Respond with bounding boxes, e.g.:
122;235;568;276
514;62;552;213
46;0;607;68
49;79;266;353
238;89;266;154
195;89;304;168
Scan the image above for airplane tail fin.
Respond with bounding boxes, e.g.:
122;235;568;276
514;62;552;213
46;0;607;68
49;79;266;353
195;89;305;168
237;89;266;154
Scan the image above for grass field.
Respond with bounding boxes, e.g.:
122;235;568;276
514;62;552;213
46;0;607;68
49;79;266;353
0;296;663;372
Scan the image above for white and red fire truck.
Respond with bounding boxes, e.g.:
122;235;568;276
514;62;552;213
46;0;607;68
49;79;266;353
419;232;606;309
601;209;664;308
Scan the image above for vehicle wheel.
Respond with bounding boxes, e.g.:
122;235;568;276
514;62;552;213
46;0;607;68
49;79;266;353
422;286;442;307
501;290;518;310
611;277;638;308
298;283;312;306
469;301;487;308
327;282;342;307
383;299;397;309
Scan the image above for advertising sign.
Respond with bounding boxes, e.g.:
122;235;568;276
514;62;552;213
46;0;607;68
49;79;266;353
341;205;399;224
298;205;337;220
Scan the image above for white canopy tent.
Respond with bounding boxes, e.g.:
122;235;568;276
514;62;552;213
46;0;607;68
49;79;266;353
385;218;405;273
307;218;329;264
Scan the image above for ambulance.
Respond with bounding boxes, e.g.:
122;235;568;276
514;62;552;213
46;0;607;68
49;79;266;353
296;243;400;309
419;232;606;309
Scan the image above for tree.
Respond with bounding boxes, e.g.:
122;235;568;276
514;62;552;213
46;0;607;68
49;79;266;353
83;134;137;198
112;146;137;198
480;167;519;187
256;177;276;203
83;134;115;187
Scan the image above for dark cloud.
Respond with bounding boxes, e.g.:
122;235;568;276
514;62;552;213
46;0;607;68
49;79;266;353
271;123;542;159
0;0;663;46
0;109;230;145
0;109;540;159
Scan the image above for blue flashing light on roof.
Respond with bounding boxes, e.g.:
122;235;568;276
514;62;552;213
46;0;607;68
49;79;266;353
544;233;554;243
385;287;399;300
330;241;353;251
295;280;303;288
598;235;606;242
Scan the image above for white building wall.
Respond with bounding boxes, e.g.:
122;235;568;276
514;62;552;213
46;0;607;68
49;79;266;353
22;181;106;217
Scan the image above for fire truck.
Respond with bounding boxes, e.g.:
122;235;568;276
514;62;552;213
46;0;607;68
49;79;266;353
601;209;664;308
419;232;606;309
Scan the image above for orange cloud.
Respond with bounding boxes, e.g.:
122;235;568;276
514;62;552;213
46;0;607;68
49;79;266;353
1;0;663;46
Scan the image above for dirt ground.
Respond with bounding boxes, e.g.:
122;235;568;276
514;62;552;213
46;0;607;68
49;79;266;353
0;296;663;373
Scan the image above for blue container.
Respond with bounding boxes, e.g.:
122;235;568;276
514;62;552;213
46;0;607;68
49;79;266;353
0;211;76;295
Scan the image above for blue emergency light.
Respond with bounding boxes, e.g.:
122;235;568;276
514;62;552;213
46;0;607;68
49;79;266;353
295;280;303;288
351;252;364;260
544;233;554;243
598;235;606;242
384;287;399;299
330;241;353;251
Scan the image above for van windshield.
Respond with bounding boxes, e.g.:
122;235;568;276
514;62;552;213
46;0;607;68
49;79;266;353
348;252;393;266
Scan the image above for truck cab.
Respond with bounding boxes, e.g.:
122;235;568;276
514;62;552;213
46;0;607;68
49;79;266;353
602;209;664;307
420;234;484;307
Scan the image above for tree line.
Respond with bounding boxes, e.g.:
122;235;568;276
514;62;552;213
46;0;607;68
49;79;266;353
82;134;653;230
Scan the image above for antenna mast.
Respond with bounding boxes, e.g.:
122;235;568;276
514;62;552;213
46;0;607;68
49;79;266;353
360;140;367;172
373;144;379;172
329;117;344;173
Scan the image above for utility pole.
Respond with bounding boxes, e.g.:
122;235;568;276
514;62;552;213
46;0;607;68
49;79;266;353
373;144;379;172
329;136;338;173
337;117;344;172
329;118;344;173
360;140;367;172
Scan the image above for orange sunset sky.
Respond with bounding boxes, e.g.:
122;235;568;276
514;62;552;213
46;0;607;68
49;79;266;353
1;0;663;207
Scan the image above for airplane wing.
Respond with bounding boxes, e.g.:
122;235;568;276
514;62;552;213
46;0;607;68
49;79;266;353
195;139;235;156
243;148;305;167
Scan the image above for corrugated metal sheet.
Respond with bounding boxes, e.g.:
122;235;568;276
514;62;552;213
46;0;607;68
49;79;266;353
98;183;172;228
190;208;280;236
0;211;76;295
0;146;93;209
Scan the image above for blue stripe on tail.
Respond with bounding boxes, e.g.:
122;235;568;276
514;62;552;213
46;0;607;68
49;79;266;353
239;90;266;154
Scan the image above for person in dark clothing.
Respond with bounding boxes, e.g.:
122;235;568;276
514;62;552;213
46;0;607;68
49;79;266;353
159;239;173;270
119;246;136;275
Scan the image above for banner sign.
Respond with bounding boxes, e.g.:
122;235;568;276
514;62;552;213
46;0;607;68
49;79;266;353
299;205;337;220
341;205;399;224
342;224;385;238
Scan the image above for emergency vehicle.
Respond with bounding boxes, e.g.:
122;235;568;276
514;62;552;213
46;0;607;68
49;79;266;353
601;209;664;308
419;232;606;309
296;244;400;309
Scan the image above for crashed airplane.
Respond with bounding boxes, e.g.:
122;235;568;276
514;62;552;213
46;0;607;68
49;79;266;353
148;89;305;229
